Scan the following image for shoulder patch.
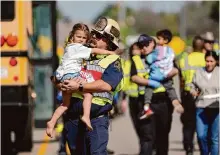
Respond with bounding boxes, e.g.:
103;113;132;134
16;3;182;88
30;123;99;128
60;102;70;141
114;60;121;72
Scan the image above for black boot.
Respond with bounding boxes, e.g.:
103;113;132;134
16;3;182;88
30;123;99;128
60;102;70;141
107;148;115;154
186;148;193;155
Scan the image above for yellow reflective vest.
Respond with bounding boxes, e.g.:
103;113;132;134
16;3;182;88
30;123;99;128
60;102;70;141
121;58;131;92
127;55;166;98
179;52;205;91
72;55;123;106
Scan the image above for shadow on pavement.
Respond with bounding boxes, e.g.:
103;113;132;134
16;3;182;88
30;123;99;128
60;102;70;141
170;140;198;145
33;139;58;144
118;154;138;155
169;148;200;152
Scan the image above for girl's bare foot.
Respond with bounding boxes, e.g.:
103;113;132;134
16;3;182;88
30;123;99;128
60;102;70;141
46;121;54;138
81;116;93;131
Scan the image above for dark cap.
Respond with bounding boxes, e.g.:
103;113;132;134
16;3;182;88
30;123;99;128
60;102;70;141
138;34;152;43
137;34;154;49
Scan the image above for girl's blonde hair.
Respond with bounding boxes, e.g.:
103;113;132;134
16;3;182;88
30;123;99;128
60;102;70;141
65;23;90;47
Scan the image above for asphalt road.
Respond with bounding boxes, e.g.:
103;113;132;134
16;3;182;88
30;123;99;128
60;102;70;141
18;111;199;155
19;76;200;155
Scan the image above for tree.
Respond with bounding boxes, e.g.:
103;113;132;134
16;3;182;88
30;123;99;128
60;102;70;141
210;1;219;22
134;8;180;36
92;4;137;43
184;1;219;38
56;8;71;24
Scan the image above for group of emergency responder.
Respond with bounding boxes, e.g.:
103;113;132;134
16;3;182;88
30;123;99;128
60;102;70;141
50;16;219;155
119;30;219;155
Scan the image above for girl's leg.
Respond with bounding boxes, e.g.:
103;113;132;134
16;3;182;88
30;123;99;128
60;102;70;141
46;91;70;138
196;108;209;155
81;93;93;131
210;108;219;155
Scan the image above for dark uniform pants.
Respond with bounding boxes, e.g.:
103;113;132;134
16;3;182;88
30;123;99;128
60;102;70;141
180;91;196;152
65;115;109;155
129;93;173;155
150;93;173;155
129;96;142;138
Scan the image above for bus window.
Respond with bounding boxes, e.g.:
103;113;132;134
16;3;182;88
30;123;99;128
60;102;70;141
31;4;53;59
33;65;53;120
1;1;15;21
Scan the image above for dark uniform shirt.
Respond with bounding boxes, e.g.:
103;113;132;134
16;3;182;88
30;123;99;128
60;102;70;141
67;59;123;120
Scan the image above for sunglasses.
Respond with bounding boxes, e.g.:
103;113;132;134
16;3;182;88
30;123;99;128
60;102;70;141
91;31;114;42
204;40;214;44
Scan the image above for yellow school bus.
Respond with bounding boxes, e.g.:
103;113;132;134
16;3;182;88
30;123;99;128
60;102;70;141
1;1;32;85
1;1;57;154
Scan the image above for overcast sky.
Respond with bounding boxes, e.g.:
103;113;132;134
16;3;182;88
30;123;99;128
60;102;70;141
57;1;186;23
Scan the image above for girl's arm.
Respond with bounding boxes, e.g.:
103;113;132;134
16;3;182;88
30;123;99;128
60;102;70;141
91;48;115;55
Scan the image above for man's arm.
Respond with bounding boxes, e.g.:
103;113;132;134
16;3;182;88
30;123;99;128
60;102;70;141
130;57;149;86
131;75;149;86
61;59;123;93
50;76;62;90
61;79;112;93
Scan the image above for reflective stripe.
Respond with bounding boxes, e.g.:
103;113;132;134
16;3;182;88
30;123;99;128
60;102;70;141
88;59;114;102
137;69;147;73
71;55;121;105
139;86;145;91
181;56;202;71
180;53;205;92
127;55;166;95
93;92;113;101
87;64;105;73
184;83;191;91
126;89;138;94
185;83;191;87
124;74;130;77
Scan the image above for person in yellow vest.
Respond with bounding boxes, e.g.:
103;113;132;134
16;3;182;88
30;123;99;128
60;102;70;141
129;34;174;155
51;17;123;155
47;23;117;133
179;35;206;155
139;31;184;120
121;42;143;137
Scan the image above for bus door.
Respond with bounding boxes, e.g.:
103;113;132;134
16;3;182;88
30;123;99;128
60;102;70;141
29;1;57;128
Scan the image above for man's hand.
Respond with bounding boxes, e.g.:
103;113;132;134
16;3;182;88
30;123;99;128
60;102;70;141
191;91;199;97
120;99;127;113
78;78;87;84
61;78;81;92
50;76;62;90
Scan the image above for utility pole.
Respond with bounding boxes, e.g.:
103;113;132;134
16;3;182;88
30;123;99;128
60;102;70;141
179;2;187;40
117;1;126;26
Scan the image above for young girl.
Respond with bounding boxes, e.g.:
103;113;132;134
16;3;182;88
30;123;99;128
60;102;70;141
46;23;115;137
